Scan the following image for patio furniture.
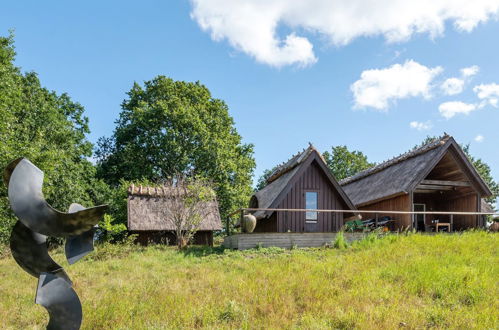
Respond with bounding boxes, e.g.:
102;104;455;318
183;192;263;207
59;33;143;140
435;223;451;232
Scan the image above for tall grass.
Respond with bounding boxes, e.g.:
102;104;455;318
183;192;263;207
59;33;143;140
0;232;497;329
332;230;348;249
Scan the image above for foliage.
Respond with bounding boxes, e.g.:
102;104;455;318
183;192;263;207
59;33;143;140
0;232;497;328
161;175;216;249
95;76;255;232
0;33;108;244
254;165;279;191
461;144;499;204
97;214;128;243
323;145;375;181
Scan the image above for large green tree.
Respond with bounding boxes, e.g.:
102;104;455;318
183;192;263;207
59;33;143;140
95;76;255;228
323;145;375;181
0;33;109;243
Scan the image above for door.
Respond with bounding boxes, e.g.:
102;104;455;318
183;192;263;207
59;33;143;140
413;203;425;231
304;191;319;232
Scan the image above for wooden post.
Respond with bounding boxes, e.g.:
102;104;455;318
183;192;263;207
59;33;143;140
476;193;483;228
375;213;378;228
450;214;453;232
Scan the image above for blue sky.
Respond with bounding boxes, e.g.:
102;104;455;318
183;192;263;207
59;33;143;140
2;1;499;187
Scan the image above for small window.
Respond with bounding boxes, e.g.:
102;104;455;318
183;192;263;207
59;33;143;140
305;191;318;221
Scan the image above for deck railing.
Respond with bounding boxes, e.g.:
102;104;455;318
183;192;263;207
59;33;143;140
227;208;499;234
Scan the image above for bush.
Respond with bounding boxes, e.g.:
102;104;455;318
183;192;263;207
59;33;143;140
96;214;127;242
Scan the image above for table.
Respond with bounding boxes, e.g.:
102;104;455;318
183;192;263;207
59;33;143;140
435;223;451;232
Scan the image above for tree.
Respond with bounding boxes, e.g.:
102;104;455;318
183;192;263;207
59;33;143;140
255;166;279;191
323;146;375;181
95;76;255;230
161;176;216;249
0;33;109;244
461;145;498;204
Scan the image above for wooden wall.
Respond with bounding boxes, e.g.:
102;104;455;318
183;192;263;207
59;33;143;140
359;194;411;230
441;193;479;230
413;192;479;230
253;214;278;232
274;160;348;233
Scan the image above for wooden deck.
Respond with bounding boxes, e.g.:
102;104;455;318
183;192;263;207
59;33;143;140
223;232;365;250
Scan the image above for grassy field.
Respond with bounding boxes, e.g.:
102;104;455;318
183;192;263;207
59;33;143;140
0;231;497;329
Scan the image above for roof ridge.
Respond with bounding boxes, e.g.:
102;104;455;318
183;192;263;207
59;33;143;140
266;144;316;184
340;134;451;186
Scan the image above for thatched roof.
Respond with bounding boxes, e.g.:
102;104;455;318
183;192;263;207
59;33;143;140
251;144;357;219
127;185;223;231
340;135;492;206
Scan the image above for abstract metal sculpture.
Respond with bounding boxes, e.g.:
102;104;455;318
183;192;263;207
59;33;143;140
4;158;108;330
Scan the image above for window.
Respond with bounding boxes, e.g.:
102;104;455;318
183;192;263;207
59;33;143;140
305;191;318;221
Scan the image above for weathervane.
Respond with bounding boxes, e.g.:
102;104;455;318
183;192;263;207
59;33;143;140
4;158;107;330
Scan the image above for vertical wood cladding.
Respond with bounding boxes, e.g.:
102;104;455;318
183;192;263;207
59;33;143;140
253;214;278;232
412;192;479;229
275;160;347;233
359;194;411;230
442;193;478;229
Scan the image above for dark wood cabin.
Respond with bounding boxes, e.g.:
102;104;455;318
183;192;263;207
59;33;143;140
340;135;492;231
127;185;222;245
250;145;357;233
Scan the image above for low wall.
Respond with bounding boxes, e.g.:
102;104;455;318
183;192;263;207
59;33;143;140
223;232;365;250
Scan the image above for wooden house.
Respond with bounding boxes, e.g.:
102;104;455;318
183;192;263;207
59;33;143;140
250;144;357;233
127;185;222;245
340;135;492;231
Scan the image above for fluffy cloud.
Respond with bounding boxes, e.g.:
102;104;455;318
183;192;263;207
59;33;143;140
474;134;484;142
473;83;499;107
351;60;442;110
438;101;478;119
190;1;499;67
461;65;480;77
440;78;465;95
409;121;432;131
440;65;479;96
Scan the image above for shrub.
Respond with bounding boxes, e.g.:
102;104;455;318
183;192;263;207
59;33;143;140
96;214;128;242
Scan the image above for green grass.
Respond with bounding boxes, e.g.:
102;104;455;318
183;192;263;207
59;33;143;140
0;231;497;329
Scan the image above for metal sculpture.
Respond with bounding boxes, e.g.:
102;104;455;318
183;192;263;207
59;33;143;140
4;158;108;330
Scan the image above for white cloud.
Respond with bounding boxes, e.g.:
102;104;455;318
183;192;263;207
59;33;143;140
190;1;499;67
409;121;432;131
441;78;465;95
440;65;480;96
474;134;485;142
461;65;480;77
351;60;442;110
473;83;499;107
438;101;478;119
